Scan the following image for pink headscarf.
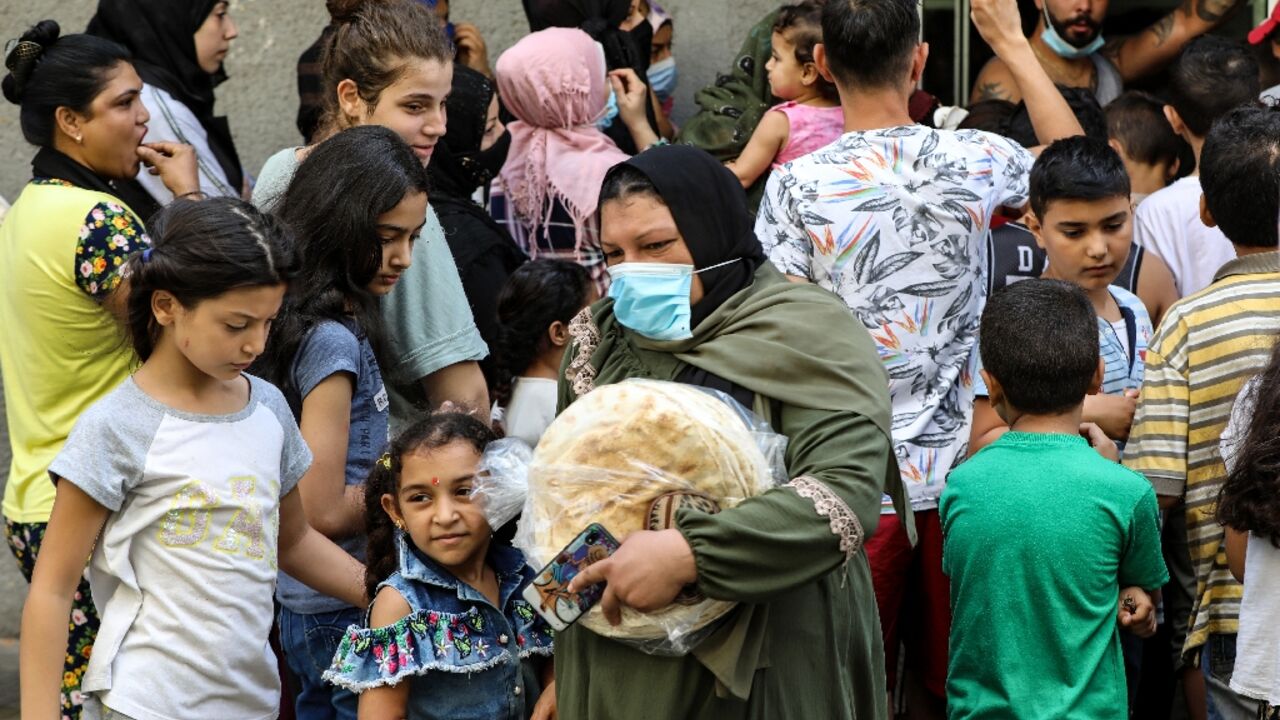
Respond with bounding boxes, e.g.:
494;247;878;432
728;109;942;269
496;27;630;247
647;1;672;34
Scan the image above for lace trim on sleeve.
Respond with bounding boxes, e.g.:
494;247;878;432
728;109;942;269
786;476;865;567
566;306;600;398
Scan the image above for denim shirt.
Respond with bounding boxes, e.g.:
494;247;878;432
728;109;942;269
324;532;555;720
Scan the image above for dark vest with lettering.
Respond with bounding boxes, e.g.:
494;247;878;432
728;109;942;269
985;222;1141;295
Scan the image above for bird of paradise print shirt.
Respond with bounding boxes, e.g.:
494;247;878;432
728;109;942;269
756;125;1034;511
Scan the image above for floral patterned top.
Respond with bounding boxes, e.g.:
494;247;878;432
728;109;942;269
34;178;150;301
755;125;1034;512
325;532;553;720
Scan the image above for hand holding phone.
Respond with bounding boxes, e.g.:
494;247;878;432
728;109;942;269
566;528;699;627
522;523;620;631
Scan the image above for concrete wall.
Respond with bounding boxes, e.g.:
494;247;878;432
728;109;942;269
0;0;778;636
0;0;779;201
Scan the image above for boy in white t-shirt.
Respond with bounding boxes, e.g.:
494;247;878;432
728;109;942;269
1133;36;1259;297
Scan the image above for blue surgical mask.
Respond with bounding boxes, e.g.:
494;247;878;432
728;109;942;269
607;259;741;341
597;87;620;130
647;57;678;104
1040;4;1104;59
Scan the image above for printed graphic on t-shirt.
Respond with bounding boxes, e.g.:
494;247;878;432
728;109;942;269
159;475;279;569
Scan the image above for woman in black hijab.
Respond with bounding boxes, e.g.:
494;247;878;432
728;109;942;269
550;143;906;720
87;0;244;206
622;145;767;407
431;64;527;387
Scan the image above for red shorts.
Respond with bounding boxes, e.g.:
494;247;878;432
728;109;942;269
866;508;951;700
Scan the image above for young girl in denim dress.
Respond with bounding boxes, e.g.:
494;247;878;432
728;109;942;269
324;414;556;719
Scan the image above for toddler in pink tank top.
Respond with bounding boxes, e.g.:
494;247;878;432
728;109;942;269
726;1;842;189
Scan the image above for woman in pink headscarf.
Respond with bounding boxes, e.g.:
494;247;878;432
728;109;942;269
492;26;658;291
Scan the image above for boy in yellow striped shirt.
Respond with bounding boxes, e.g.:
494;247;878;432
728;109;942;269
1125;105;1280;718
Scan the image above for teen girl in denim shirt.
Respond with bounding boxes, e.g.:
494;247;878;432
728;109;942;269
325;413;556;719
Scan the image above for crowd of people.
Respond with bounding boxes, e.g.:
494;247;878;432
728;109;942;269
3;0;1280;718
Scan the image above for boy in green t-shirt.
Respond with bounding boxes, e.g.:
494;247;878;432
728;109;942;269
940;279;1168;720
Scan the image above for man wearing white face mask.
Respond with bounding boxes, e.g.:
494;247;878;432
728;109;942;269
971;0;1241;107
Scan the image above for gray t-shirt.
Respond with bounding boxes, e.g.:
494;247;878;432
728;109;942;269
49;374;312;720
277;318;388;613
253;147;488;431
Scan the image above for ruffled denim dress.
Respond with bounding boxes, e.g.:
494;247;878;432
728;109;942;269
324;532;555;720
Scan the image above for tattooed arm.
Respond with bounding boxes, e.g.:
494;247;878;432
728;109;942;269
971;0;1083;146
1105;0;1242;81
970;58;1021;105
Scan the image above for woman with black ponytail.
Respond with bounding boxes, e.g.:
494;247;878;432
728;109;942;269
0;21;197;719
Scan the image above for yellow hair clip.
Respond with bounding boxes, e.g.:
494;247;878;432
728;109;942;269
378;453;393;470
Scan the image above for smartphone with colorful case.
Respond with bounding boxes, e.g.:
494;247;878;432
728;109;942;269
522;523;621;631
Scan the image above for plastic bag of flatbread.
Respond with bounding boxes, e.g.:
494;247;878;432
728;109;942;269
470;438;534;530
514;378;786;656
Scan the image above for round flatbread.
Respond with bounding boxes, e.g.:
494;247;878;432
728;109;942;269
522;379;774;644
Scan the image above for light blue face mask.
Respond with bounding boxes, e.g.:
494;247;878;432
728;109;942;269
597;87;620;130
647;57;678;104
1040;4;1105;59
607;259;741;341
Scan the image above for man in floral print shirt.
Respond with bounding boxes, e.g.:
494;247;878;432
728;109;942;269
755;0;1083;708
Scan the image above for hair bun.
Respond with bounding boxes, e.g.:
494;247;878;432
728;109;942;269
3;20;60;104
325;0;369;24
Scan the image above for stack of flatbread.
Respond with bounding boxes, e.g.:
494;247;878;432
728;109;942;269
521;379;774;647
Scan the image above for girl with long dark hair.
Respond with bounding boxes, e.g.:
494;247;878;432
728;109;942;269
251;125;430;720
1218;340;1280;716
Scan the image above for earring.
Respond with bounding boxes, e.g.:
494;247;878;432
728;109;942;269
74;135;83;144
394;520;405;531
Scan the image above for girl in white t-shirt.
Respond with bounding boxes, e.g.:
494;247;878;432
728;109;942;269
1218;342;1280;716
492;260;595;448
20;198;367;720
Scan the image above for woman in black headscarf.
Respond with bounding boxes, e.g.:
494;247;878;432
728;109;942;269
87;0;244;206
431;64;527;388
550;144;909;719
